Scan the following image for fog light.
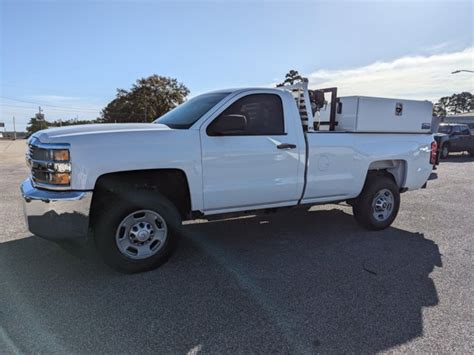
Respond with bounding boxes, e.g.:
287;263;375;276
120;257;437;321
49;173;71;185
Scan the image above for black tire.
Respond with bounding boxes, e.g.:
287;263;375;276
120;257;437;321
93;189;181;273
352;175;400;231
440;144;449;159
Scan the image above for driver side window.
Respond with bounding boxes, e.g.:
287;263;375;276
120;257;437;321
460;126;470;135
208;94;285;136
452;126;462;135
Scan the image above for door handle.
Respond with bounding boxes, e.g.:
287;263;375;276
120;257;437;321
276;143;297;149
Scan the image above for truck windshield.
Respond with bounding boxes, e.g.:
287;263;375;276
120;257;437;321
438;125;452;134
155;92;231;129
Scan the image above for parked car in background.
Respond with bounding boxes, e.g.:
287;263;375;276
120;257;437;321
435;123;474;159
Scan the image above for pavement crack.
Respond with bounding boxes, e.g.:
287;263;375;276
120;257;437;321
362;261;378;275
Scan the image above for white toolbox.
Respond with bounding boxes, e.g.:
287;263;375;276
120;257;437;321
335;96;433;133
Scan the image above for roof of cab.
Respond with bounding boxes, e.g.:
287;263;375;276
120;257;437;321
205;87;288;95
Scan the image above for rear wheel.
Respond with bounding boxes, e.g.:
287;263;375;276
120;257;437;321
352;175;400;230
440;144;449;159
93;190;181;273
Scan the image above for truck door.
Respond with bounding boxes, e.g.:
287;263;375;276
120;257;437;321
468;129;474;151
459;126;473;151
450;125;463;151
200;92;301;212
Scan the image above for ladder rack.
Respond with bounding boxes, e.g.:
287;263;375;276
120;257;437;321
278;82;338;132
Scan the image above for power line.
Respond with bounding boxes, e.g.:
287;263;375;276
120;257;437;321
0;96;102;112
1;103;100;113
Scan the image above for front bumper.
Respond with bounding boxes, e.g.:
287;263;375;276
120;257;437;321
21;178;93;241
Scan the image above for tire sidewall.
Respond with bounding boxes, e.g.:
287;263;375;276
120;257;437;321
367;183;400;229
354;176;400;230
94;191;181;273
441;144;449;159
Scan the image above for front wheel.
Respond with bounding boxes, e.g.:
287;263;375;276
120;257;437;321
352;175;400;230
93;190;181;273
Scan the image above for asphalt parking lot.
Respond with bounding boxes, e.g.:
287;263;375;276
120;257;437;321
0;139;473;354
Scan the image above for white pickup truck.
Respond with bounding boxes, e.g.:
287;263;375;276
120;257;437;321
21;83;437;273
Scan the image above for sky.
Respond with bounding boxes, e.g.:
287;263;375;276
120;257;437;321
1;0;473;132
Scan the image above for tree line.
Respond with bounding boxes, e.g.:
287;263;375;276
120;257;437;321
26;74;189;135
26;70;473;135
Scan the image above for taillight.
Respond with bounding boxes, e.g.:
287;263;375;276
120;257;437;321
430;141;438;165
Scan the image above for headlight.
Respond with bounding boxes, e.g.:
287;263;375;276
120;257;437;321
52;149;70;161
27;139;72;188
53;162;72;173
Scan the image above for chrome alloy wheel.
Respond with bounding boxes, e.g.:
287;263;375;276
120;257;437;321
371;189;394;222
115;210;168;260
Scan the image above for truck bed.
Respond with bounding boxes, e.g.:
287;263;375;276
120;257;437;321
301;132;434;203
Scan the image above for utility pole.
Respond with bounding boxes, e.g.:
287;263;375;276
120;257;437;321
13;116;17;140
37;106;46;130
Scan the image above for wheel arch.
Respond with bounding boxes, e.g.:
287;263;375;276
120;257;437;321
89;169;192;228
367;159;407;189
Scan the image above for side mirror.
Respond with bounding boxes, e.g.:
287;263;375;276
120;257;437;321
208;114;247;135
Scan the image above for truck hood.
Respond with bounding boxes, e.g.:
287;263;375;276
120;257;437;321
28;122;201;191
32;123;172;143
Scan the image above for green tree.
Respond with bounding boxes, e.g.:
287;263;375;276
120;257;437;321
27;114;100;136
26;112;49;136
276;69;307;87
49;118;100;127
433;92;473;117
433;103;447;118
102;75;190;123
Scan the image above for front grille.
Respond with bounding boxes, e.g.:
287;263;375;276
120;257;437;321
28;144;51;161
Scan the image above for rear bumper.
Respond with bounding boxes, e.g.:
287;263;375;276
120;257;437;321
20;178;92;241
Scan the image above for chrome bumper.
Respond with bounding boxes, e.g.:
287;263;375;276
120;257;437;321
21;178;93;241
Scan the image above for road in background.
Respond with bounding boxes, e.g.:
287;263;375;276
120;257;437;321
0;140;472;353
